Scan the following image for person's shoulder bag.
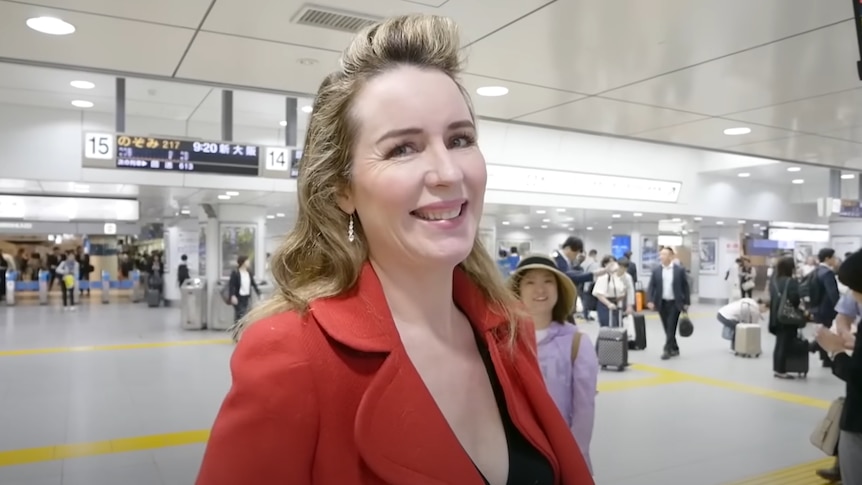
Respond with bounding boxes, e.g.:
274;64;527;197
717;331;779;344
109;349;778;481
774;279;806;327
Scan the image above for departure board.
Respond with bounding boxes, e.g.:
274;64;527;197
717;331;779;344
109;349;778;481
112;135;260;176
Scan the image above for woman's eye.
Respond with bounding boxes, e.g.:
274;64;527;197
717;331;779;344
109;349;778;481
450;133;476;148
388;144;416;158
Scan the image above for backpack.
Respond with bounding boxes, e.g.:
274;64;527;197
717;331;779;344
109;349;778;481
799;269;823;309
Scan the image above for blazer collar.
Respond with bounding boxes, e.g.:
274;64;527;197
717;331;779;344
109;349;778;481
309;261;509;352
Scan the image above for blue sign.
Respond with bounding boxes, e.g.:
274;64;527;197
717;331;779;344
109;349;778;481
611;235;632;260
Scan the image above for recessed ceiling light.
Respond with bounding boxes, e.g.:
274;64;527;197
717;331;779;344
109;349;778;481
787;167;801;172
841;173;856;180
180;209;191;215
217;194;230;200
737;172;751;178
476;86;509;97
71;100;93;108
723;127;751;136
266;215;275;219
279;120;287;127
556;208;566;212
535;209;546;214
693;217;703;221
672;217;681;222
586;227;593;231
26;16;75;35
738;220;746;224
540;225;548;229
542;218;550;223
276;212;285;217
633;212;643;217
225;191;239;196
501;221;510;225
753;223;760;227
607;225;613;230
716;221;724;225
301;106;313;114
524;225;530;230
70;80;94;90
611;214;621;219
791;179;805;184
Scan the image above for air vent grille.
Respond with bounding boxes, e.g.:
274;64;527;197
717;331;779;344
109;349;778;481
294;5;379;33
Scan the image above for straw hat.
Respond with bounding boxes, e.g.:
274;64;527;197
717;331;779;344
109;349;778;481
507;254;577;318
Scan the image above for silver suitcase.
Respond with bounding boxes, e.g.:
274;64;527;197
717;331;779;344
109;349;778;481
596;309;628;371
734;323;761;357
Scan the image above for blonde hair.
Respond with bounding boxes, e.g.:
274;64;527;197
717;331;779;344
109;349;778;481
233;14;520;344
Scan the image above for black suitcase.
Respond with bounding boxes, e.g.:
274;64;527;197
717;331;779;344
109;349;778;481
628;313;647;350
785;335;810;377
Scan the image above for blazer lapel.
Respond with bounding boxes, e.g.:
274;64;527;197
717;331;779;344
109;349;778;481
310;263;484;485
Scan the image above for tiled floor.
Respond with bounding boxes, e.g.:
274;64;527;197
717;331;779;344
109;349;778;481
0;301;843;484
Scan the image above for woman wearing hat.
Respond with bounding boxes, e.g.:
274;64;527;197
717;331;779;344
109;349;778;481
508;255;599;473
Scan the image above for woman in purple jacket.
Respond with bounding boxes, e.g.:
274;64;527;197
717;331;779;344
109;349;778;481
508;255;600;472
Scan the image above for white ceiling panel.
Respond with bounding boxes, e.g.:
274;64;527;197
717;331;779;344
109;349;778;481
463;0;850;94
0;86;115;113
602;20;860;116
15;0;213;28
176;32;342;94
726;88;862;134
821;125;862;144
0;2;194;76
726;135;862;169
460;73;584;120
517;97;706;136
202;0;550;52
632;117;799;149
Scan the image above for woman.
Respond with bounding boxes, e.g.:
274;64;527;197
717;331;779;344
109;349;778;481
56;251;79;311
228;255;260;323
508;255;599;474
717;298;767;351
196;14;594;485
592;255;626;327
740;257;756;299
768;256;803;379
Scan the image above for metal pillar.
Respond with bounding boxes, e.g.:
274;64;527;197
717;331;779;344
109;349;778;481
284;97;297;146
221;90;233;142
115;77;126;133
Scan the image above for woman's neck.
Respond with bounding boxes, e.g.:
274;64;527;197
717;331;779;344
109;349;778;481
530;312;553;330
370;257;458;337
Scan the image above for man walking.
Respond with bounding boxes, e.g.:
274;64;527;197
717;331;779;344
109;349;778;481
647;247;691;360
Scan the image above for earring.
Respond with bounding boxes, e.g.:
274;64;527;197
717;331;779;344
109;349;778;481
348;213;355;243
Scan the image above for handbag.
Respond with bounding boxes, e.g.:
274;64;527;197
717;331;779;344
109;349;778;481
775;280;806;327
678;312;694;337
741;279;755;291
810;397;844;456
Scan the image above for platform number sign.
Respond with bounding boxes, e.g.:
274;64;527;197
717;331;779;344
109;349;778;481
84;133;115;160
265;146;290;171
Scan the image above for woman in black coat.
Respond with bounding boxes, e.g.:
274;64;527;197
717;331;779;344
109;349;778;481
768;256;804;379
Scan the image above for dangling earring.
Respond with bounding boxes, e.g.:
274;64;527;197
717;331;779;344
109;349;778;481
348;213;355;242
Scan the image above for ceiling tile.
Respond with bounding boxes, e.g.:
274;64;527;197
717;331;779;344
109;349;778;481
176;32;342;94
0;87;115;114
821;124;862;143
0;2;194;76
463;0;850;94
602;21;860;115
517;97;706;135
460;73;584;120
726;135;862;169
203;0;550;51
632;117;798;149
727;88;862;134
18;0;213;28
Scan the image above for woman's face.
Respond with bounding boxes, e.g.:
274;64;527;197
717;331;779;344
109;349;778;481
341;66;486;269
518;269;558;317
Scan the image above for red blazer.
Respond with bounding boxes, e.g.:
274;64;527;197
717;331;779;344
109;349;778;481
196;262;594;485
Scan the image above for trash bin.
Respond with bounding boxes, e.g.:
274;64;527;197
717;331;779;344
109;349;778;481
38;269;50;305
130;270;143;303
210;279;234;331
101;270;111;304
5;270;17;306
181;278;207;330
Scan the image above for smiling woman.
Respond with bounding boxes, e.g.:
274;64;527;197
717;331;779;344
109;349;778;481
195;13;594;485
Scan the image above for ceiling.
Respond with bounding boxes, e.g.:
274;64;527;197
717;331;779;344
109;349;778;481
0;1;861;170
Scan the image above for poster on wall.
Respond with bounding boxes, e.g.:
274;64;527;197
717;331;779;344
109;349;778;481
698;238;717;274
177;229;200;276
640;235;659;272
794;243;814;267
832;236;862;259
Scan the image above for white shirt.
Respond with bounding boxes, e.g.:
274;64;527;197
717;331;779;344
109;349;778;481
535;327;550;344
718;298;761;323
239;270;251;296
592;273;625;300
661;264;675;300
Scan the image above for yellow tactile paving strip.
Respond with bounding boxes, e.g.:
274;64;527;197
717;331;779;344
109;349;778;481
723;457;835;485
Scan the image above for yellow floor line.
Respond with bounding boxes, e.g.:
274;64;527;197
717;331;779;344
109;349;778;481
0;430;211;467
631;363;832;409
0;339;233;357
722;457;835;485
597;374;685;393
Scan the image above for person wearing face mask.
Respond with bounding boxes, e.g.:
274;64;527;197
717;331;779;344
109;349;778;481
592;256;627;328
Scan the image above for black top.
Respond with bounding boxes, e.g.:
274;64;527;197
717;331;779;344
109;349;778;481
768;277;801;333
473;334;555;485
833;333;862;432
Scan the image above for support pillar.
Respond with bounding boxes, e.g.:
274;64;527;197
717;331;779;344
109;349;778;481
284;97;298;146
221;90;233;141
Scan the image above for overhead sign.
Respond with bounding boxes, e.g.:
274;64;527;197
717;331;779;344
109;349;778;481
485;165;682;203
838;199;862;218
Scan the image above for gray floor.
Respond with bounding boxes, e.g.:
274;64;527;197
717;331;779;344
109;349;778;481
0;301;844;485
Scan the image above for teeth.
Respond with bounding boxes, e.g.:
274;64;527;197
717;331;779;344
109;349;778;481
414;208;461;221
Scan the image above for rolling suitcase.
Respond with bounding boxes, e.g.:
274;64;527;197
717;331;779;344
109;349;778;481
628;313;647;350
597;309;628;371
734;323;761;357
146;288;161;308
785;334;810;378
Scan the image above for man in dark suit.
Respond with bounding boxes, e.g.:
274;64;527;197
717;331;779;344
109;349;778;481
646;246;691;360
624;250;637;284
811;248;841;367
